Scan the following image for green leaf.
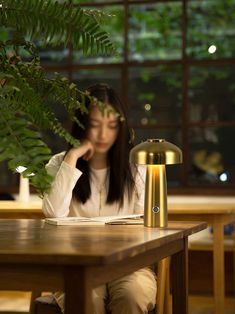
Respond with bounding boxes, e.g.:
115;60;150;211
0;0;116;194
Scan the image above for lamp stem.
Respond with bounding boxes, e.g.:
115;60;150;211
144;165;168;227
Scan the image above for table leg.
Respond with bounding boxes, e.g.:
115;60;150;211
232;222;235;295
157;258;169;314
164;257;170;314
213;222;225;314
29;290;42;314
171;238;188;314
64;267;93;314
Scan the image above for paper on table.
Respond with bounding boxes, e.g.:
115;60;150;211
105;219;143;225
45;217;104;226
45;214;143;226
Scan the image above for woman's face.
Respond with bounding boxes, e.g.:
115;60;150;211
86;105;119;154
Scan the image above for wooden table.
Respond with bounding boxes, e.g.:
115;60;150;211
0;219;206;314
1;196;234;313
168;195;235;314
0;200;43;218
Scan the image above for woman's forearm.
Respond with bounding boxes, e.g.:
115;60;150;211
42;159;82;217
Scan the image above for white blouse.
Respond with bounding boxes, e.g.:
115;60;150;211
42;152;146;218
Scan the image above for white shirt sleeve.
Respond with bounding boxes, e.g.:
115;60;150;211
42;152;82;217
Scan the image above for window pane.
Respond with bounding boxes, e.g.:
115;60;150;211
72;68;122;94
42;105;69;154
39;45;69;64
188;126;235;185
128;65;182;126
128;2;182;61
73;6;124;64
40;72;71;154
133;127;182;147
187;0;235;59
0;162;18;192
189;65;235;123
24;43;69;64
21;48;69;64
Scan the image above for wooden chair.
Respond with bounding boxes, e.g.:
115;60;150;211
30;259;170;314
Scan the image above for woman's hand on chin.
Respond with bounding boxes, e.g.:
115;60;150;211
81;140;95;161
64;140;94;167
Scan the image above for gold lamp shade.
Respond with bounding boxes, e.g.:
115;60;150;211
130;139;182;165
130;139;182;228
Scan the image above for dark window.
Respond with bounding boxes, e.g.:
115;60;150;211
1;0;235;194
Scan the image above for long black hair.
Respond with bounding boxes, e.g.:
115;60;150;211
68;83;136;206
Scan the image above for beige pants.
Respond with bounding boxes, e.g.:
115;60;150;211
54;267;157;314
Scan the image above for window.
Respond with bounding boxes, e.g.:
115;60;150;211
1;0;235;194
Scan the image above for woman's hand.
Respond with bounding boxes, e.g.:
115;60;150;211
64;140;94;167
80;140;95;161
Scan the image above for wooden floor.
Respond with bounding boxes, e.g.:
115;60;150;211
0;292;234;314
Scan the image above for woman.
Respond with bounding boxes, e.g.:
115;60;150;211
42;83;157;314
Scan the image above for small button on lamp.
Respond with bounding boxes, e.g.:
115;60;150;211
130;139;182;228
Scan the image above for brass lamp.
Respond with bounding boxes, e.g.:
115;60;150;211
130;139;182;228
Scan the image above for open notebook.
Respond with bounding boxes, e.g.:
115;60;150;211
45;214;144;226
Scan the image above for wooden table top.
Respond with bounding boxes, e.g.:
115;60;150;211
0;219;206;266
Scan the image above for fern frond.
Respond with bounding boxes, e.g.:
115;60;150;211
0;0;116;55
0;106;53;194
1;59;81;148
0;0;116;194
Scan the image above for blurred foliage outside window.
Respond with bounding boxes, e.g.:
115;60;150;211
128;2;182;61
187;0;235;59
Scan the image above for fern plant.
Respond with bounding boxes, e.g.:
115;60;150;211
0;0;116;195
